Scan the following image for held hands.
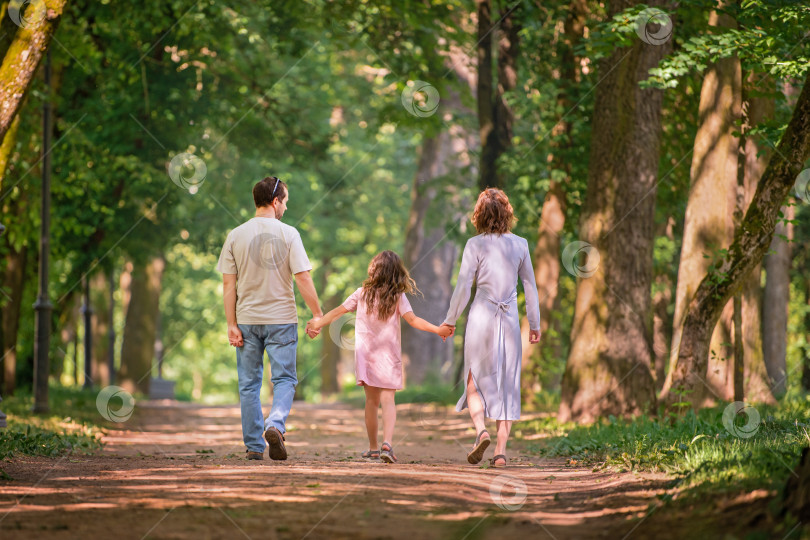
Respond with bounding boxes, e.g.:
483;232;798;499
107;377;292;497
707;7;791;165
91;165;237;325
305;317;322;339
437;323;455;342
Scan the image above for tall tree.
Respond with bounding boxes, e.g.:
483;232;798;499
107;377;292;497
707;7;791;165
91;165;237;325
0;0;66;146
477;0;520;190
662;71;810;407
558;0;668;422
402;63;477;384
520;0;588;397
664;8;741;404
762;202;793;396
91;271;111;387
737;72;776;403
118;255;164;395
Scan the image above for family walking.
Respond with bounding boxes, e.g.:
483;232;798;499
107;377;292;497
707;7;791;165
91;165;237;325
217;177;541;466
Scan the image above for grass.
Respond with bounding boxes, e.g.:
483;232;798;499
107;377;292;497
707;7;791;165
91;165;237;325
0;385;106;460
516;395;810;498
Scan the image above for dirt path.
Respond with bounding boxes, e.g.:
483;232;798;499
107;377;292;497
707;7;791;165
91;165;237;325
0;401;755;539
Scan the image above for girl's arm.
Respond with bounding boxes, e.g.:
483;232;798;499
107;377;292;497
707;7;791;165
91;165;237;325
311;305;349;331
402;312;444;336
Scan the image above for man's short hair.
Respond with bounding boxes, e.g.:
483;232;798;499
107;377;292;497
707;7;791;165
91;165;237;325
253;176;288;208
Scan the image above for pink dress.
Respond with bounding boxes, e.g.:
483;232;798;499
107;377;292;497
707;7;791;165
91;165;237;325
342;288;413;390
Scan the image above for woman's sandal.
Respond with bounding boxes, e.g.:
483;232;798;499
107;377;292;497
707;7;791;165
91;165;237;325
467;429;491;464
380;442;398;464
361;449;380;459
490;454;507;468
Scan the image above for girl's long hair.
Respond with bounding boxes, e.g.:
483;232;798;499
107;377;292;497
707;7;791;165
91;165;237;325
361;251;419;320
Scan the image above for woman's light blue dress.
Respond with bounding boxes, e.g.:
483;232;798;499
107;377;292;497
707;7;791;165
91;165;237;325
443;233;541;421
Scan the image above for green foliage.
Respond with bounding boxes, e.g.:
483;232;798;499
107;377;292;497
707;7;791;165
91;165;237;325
0;424;101;460
0;386;105;459
519;396;810;497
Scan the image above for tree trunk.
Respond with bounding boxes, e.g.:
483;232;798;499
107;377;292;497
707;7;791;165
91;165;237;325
118;256;164;395
739;73;776;403
652;217;675;389
0;0;66;147
319;264;340;396
402;49;477;385
802;279;810;392
477;0;495;190
558;0;667;423
762;202;792;396
520;181;565;396
91;271;111;387
520;0;587;399
663;10;741;405
1;243;26;395
781;447;810;524
732;294;743;401
402;132;474;383
661;71;810;408
0;110;27;394
476;0;519;190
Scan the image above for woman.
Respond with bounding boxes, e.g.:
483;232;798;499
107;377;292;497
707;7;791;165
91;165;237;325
440;188;541;467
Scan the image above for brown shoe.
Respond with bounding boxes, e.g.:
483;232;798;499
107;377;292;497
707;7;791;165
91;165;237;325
467;430;491;464
264;427;288;460
246;450;263;460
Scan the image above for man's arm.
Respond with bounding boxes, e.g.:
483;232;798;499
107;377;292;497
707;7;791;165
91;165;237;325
294;270;324;319
223;273;243;347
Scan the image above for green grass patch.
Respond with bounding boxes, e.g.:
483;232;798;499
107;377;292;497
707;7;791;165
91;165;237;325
0;385;106;460
516;396;810;497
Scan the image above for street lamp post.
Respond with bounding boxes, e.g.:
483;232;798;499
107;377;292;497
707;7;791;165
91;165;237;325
32;50;53;413
81;277;93;389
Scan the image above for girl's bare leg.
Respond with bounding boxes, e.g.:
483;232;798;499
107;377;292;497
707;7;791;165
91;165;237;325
379;389;396;444
363;386;381;450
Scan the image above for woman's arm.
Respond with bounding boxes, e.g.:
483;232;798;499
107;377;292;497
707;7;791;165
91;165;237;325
442;239;477;326
518;239;542;343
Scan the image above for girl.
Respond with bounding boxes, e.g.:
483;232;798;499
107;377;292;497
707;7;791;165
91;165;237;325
308;250;453;463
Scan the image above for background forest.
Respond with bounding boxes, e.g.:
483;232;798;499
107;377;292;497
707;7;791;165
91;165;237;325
1;0;809;425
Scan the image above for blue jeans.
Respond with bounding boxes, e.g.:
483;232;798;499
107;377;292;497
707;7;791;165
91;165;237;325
236;323;298;453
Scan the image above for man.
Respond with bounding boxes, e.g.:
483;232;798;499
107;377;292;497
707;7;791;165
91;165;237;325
217;176;323;460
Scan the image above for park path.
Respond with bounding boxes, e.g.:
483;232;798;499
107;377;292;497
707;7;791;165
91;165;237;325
0;400;748;539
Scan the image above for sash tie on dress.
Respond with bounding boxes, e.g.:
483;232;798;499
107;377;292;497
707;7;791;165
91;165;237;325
484;290;517;418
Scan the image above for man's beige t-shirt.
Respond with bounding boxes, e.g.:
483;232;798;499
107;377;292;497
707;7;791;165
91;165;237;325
216;217;312;325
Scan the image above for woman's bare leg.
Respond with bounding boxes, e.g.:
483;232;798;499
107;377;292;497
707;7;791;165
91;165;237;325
363;386;381;450
466;370;488;438
494;419;512;461
379;389;396;444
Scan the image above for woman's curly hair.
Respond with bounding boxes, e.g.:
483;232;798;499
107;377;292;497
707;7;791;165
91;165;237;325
361;251;419;320
472;188;516;234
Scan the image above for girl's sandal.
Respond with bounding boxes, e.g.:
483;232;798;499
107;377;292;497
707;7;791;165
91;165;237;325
467;429;491;464
361;449;380;459
380;442;398;464
490;454;507;468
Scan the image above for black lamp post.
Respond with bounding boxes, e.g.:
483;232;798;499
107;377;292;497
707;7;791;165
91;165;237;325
81;277;92;389
32;50;53;413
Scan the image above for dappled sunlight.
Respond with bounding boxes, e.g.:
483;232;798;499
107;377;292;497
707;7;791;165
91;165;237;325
1;402;679;539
